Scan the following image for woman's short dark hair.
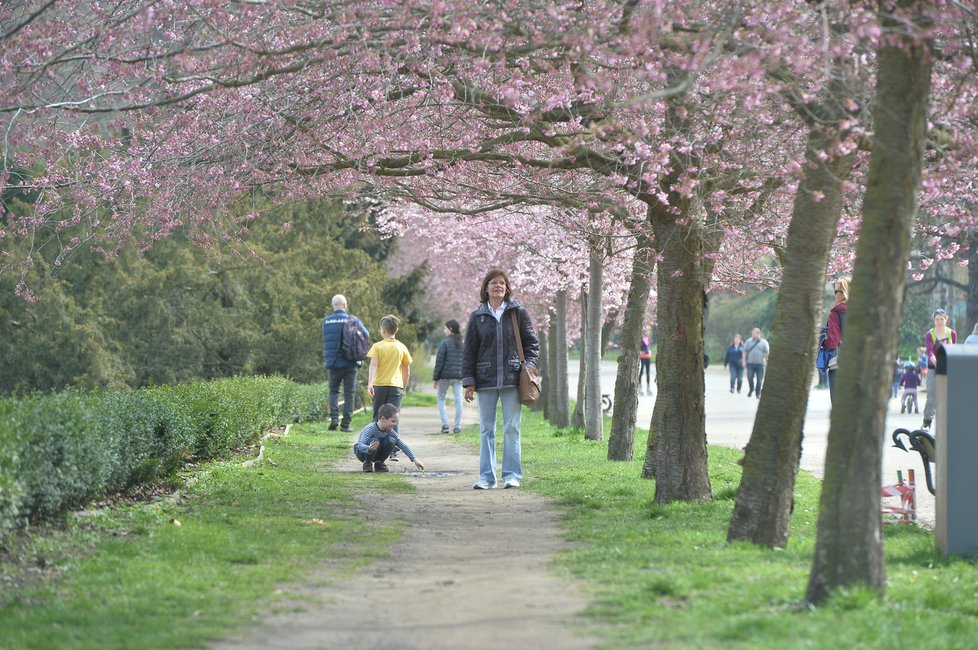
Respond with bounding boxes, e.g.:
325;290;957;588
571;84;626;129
479;268;512;303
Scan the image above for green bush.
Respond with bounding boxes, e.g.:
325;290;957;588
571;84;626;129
0;401;24;532
0;377;329;538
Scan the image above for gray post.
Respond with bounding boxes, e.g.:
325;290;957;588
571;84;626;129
935;344;978;557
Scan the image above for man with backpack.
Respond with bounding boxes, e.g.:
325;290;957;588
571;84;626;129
323;294;370;432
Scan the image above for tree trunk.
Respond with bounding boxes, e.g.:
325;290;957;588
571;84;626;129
609;231;656;461
728;141;857;546
550;290;570;428
537;329;549;415
572;287;587;429
544;317;555;422
967;232;978;335
807;7;932;603
600;309;618;358
584;246;604;441
642;205;711;503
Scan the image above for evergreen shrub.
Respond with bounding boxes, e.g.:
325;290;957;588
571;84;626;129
0;377;327;537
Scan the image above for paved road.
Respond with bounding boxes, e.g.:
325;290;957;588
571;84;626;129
570;361;934;527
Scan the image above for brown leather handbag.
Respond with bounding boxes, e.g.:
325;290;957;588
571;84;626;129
511;311;542;406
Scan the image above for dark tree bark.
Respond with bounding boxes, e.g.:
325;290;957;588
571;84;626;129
807;1;932;602
608;230;656;461
728;133;857;546
642;203;712;503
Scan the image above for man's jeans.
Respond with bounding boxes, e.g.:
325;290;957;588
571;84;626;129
437;379;464;429
476;386;522;485
328;365;359;427
746;363;765;396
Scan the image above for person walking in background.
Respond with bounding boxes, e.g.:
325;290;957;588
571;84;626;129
965;323;978;344
820;277;849;403
916;346;928;380
366;314;413;457
638;329;653;395
723;333;745;394
353;404;425;473
462;268;539;490
322;294;370;433
433;319;465;434
899;362;921;414
891;360;903;399
743;328;769;399
922;308;957;430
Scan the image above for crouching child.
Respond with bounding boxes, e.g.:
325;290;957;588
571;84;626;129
353;403;425;473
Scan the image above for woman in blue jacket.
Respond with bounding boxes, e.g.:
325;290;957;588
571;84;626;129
723;333;745;394
462;269;539;490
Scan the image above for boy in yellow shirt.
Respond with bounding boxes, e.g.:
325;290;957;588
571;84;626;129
367;315;413;458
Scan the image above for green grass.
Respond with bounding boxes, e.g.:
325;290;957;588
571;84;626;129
6;407;978;649
0;412;408;650
400;390;437;407
456;411;978;650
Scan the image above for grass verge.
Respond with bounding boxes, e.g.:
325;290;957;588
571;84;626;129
456;409;978;650
0;414;409;650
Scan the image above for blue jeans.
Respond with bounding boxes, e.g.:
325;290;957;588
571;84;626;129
746;363;765;396
727;364;743;391
437;379;463;429
328;365;359;427
476;386;522;485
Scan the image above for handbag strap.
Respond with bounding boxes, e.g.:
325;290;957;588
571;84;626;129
511;310;526;363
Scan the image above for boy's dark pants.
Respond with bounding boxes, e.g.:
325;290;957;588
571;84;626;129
355;436;395;464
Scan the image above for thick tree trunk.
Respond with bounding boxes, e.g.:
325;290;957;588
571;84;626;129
728;140;856;546
572;287;587;429
808;9;932;603
584;247;604;441
549;290;570;428
609;231;656;461
642;207;711;503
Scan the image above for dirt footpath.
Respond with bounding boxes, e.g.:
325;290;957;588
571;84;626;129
212;407;598;650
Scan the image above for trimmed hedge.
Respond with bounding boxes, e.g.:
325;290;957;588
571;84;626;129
0;377;327;535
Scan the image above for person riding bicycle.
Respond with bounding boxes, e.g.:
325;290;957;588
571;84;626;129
899;362;921;415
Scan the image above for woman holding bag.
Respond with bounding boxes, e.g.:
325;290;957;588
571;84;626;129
820;277;850;402
462;269;540;490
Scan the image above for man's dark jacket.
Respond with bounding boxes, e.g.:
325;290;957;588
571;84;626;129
322;310;370;369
